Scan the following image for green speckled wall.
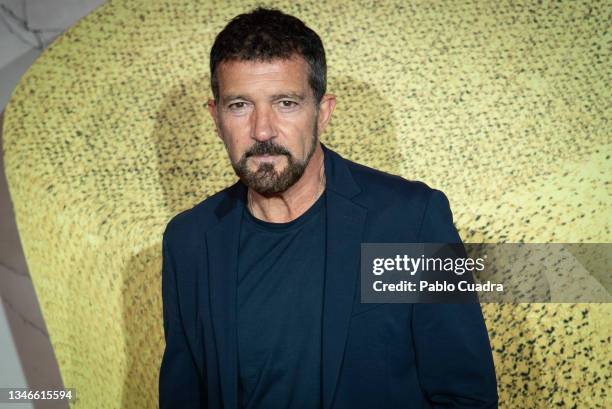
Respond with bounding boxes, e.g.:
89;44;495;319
3;0;610;407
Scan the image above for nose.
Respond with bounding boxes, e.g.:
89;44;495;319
251;105;276;142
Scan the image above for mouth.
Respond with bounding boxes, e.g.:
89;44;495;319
249;153;285;163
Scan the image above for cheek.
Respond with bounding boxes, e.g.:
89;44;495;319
219;122;249;156
280;117;316;150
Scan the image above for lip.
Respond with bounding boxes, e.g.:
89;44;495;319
250;154;281;163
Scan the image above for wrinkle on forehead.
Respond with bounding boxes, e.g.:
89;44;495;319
216;56;312;101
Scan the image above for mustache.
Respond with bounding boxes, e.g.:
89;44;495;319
244;140;291;158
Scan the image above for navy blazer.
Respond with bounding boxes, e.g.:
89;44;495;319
159;144;498;409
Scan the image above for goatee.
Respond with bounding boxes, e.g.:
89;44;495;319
231;132;318;195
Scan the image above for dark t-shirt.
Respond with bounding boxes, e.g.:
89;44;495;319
237;192;326;409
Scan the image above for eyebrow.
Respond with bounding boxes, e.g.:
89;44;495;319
221;94;248;104
270;92;306;101
221;92;307;105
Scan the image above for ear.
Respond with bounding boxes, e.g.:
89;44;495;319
207;98;222;139
316;94;337;136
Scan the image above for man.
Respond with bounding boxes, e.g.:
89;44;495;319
159;7;498;409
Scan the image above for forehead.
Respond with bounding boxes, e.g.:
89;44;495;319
215;56;311;98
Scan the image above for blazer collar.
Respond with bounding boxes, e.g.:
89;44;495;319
205;143;367;409
321;142;362;199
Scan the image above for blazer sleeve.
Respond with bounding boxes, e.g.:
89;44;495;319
159;227;205;408
413;189;499;408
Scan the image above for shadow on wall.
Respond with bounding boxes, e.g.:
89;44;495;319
324;75;405;177
118;74;404;408
154;74;232;215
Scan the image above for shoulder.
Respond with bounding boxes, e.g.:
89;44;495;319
162;182;238;246
339;155;459;242
343;156;440;205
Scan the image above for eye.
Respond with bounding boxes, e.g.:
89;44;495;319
228;101;247;110
278;100;298;109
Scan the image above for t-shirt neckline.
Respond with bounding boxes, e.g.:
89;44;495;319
243;190;326;232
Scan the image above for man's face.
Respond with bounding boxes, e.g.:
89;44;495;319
208;56;324;194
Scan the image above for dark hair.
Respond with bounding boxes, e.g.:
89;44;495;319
210;7;326;104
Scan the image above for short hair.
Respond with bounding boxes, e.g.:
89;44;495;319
210;7;327;104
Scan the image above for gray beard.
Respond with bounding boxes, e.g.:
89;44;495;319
229;121;319;195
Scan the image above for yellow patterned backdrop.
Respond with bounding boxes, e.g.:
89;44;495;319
3;0;610;407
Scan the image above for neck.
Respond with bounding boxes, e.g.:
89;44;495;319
247;144;325;223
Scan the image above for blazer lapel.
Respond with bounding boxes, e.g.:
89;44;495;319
205;183;245;409
321;144;367;409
